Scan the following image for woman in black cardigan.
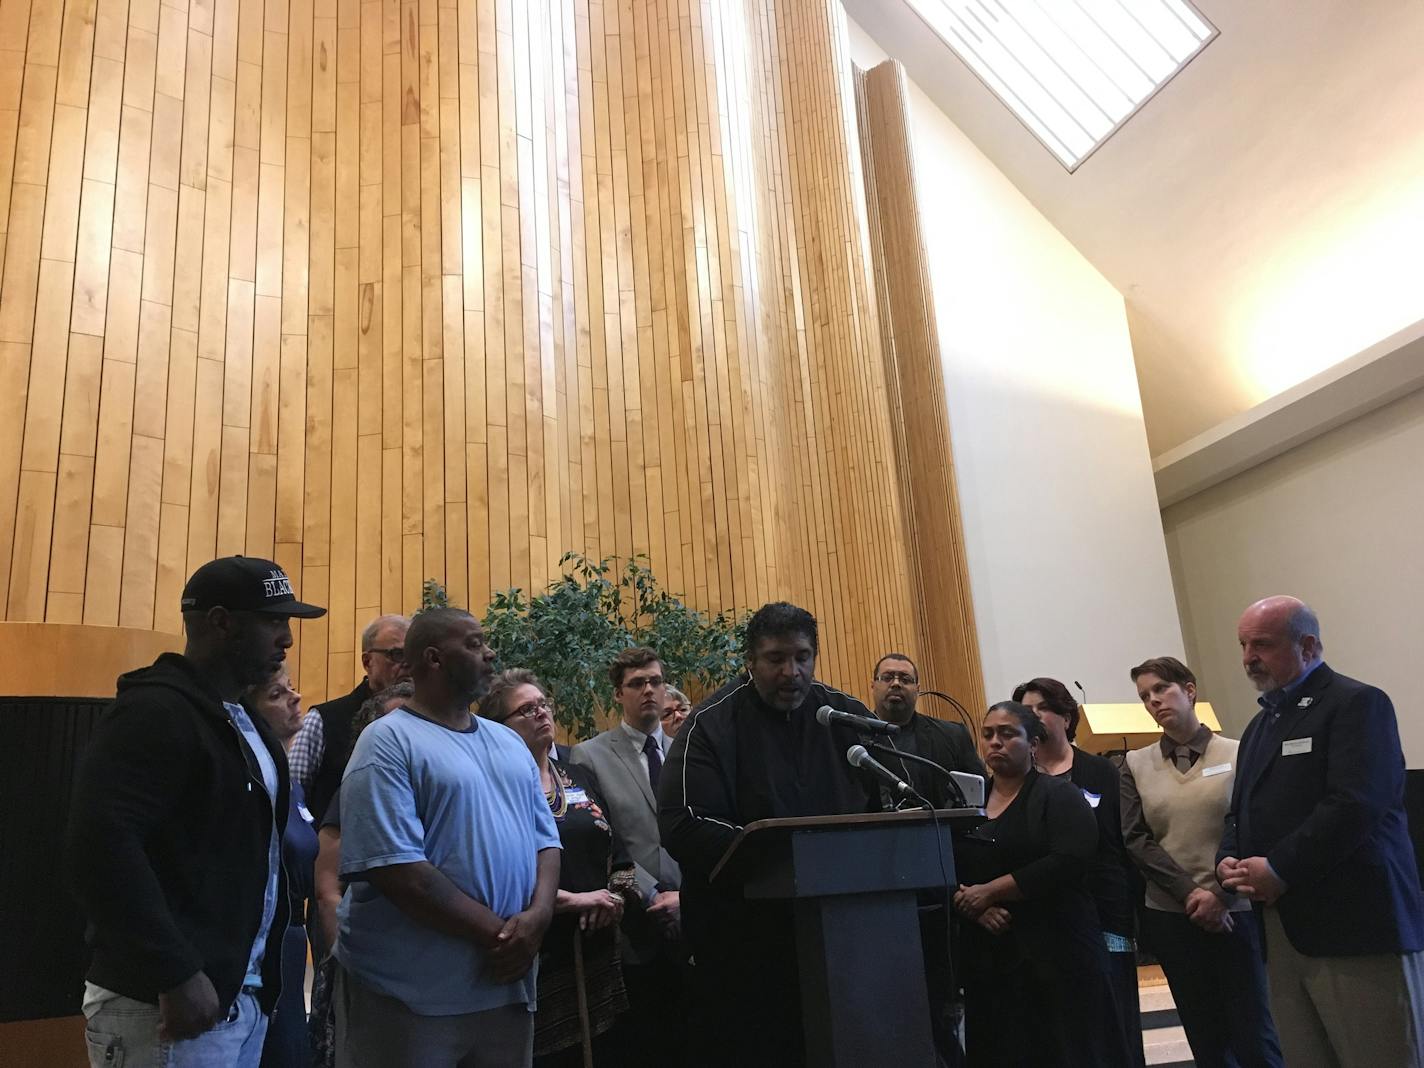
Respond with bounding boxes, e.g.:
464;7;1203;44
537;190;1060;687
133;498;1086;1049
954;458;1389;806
953;702;1131;1068
1016;676;1144;1065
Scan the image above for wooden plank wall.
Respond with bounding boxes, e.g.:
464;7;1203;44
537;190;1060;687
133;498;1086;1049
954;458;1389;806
0;0;976;706
855;59;986;720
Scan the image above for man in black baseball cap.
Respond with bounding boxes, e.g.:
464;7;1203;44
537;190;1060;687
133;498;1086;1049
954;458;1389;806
181;555;328;618
67;557;326;1067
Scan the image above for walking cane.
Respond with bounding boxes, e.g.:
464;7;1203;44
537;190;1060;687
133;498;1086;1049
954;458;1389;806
573;927;594;1068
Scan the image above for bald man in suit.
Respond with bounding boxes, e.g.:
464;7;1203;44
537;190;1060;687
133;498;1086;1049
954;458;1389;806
1219;596;1424;1067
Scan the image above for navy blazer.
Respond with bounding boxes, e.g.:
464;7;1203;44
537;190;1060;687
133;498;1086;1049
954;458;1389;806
1219;662;1424;956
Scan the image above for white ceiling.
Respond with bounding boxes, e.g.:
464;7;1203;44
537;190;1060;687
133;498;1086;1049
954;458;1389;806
842;0;1424;455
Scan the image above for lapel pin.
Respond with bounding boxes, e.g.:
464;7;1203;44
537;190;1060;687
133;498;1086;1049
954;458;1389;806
1297;697;1314;708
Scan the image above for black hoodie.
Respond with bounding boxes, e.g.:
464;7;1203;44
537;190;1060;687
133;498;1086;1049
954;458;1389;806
65;652;290;1013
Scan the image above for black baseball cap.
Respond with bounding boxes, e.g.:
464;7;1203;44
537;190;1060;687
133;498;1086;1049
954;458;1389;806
181;556;327;619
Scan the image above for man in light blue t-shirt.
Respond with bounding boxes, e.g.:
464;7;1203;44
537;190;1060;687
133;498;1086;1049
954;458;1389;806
334;608;561;1068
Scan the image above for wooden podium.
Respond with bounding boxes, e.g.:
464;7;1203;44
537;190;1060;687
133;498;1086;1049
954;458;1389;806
710;808;984;1067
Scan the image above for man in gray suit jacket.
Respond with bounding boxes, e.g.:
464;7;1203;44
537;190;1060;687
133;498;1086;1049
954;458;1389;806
569;646;685;1065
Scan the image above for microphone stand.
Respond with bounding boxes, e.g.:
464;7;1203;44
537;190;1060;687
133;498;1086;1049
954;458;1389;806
920;689;975;731
867;743;970;809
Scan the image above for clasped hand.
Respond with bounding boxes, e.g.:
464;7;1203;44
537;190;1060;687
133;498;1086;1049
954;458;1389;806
488;906;553;983
1184;886;1234;932
1216;855;1285;906
570;889;624;932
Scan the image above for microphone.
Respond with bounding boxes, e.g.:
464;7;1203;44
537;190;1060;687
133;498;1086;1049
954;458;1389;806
847;744;922;803
865;742;984;808
816;705;900;735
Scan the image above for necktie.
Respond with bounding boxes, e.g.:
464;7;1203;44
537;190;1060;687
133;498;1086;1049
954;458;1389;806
643;734;663;794
1173;746;1192;773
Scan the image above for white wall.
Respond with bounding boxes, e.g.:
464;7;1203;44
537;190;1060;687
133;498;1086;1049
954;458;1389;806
1163;386;1424;763
846;18;1185;706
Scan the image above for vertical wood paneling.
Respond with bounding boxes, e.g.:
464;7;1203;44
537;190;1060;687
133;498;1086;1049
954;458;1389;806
855;59;987;718
0;0;980;708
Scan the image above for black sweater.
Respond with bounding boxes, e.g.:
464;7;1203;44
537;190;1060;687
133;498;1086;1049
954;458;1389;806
657;676;879;1066
1064;747;1139;937
65;653;291;1013
658;675;879;881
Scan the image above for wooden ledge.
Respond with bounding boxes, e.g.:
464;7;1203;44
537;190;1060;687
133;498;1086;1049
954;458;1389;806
0;623;182;699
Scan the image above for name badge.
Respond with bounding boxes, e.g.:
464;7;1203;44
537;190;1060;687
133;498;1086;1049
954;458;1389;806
1202;763;1232;777
297;803;315;823
1081;789;1101;809
565;787;589;805
1282;737;1313;757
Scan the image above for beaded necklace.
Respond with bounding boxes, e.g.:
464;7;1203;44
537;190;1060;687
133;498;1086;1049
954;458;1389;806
545;763;569;819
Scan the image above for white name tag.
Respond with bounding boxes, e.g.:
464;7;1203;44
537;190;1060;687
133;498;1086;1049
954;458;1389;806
1202;763;1232;777
1081;789;1101;809
565;788;589;805
1282;737;1313;757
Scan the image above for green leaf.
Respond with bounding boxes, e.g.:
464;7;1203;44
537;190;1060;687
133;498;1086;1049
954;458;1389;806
469;552;744;740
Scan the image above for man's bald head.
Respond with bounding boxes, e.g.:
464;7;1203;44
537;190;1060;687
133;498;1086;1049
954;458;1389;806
1237;595;1323;692
403;608;496;706
404;608;476;676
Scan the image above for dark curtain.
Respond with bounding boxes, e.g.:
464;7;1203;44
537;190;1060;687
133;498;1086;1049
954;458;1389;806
1;697;109;1021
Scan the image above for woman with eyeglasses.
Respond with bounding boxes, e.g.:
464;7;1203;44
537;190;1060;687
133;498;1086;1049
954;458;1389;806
660;686;692;740
481;669;638;1068
952;701;1131;1067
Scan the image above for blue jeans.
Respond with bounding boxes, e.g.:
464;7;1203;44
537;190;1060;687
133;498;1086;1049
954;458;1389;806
83;987;270;1067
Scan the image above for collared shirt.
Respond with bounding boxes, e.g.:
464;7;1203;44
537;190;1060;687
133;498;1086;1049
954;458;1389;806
619;719;670;779
1251;660;1322;891
288;709;325;791
1259;658;1324;715
1124;725;1217;905
224;702;282;989
1157;722;1214;770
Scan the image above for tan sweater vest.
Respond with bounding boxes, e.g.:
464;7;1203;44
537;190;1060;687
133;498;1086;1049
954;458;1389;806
1126;733;1246;913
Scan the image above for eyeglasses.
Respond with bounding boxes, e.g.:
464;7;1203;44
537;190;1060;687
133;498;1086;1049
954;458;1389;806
370;647;406;664
622;674;665;691
661;704;689;719
507;697;553;720
876;671;916;685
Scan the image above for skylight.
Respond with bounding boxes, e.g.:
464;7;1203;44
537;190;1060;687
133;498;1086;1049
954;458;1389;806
907;0;1218;170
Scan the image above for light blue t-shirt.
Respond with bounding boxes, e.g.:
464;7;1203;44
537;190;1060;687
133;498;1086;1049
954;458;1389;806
335;707;561;1016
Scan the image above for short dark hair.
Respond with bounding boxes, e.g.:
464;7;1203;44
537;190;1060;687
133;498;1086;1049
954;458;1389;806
744;602;818;658
1011;676;1080;742
873;652;917;681
404;608;476;674
1129;656;1197;692
609;646;661;689
986;700;1047;743
480;668;546;722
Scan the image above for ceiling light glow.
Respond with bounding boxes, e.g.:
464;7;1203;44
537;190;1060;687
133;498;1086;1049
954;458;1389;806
907;0;1218;170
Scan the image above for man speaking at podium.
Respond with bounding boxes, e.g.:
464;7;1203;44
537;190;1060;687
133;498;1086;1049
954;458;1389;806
659;602;881;1067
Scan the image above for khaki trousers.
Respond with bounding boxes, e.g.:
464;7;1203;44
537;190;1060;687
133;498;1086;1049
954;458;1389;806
1263;906;1424;1067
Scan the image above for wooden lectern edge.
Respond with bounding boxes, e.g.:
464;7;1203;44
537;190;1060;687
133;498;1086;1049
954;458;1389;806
708;807;986;883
